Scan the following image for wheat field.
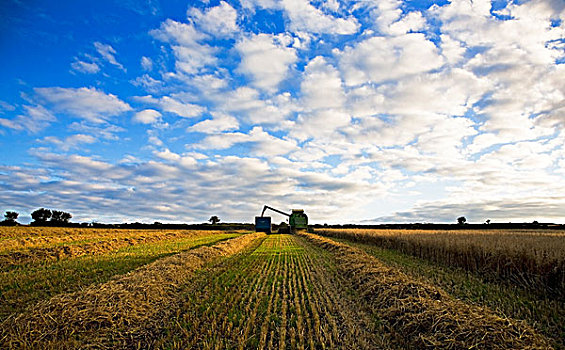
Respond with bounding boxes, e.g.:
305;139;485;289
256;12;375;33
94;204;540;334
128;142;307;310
0;227;559;349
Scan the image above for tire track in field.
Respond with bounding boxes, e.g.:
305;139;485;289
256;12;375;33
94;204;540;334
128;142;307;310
278;252;289;350
257;244;283;349
237;247;278;347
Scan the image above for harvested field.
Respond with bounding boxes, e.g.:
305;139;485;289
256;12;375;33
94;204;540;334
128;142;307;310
135;234;390;349
0;231;242;319
315;228;565;298
336;237;565;349
299;232;551;349
1;232;552;349
0;227;242;266
1;232;264;349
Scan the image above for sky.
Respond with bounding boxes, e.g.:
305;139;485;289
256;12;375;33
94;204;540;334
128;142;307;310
0;0;564;225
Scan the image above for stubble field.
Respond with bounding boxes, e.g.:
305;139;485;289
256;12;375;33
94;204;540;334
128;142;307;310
0;227;562;349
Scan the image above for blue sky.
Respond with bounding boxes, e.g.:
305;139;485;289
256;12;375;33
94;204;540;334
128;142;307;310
1;0;564;224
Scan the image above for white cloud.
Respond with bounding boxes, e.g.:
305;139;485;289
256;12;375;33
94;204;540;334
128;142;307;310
217;87;299;126
351;68;486;118
136;95;205;118
280;0;359;34
171;44;218;75
243;0;359;35
363;0;403;34
35;87;132;123
71;59;100;74
148;135;164;146
131;74;164;93
0;105;56;133
150;19;216;75
42;134;97;151
388;11;427;35
196;126;298;156
189;1;239;37
68;122;125;140
0;100;15;113
133;109;162;124
94;42;125;70
188;112;239;133
150;18;208;46
339;34;444;86
236;33;297;92
153;149;198;168
439;34;466;65
154;148;181;161
293;109;350;142
140;56;153;71
300;56;345;110
190;74;229;92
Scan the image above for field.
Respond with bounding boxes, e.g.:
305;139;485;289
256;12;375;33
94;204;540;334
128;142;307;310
315;228;565;348
0;227;561;349
314;228;565;296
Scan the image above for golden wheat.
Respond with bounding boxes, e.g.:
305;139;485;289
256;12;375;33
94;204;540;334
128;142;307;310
315;228;565;297
300;232;551;349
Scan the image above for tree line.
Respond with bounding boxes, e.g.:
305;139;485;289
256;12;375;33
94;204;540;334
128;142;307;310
1;208;73;226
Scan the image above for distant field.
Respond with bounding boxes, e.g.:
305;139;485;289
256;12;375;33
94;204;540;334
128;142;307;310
0;227;558;349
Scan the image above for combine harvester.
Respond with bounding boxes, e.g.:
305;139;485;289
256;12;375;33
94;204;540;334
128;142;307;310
255;205;308;234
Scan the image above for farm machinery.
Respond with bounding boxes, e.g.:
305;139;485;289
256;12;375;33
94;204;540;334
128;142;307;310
255;205;308;234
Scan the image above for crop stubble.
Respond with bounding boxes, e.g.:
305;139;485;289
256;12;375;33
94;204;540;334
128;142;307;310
299;232;550;349
315;228;565;298
136;234;390;349
0;231;551;349
0;228;240;267
0;232;265;349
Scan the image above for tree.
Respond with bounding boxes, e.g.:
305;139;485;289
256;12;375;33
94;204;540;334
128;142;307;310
51;210;72;223
51;210;63;222
4;211;18;222
60;212;72;223
457;216;467;225
209;216;220;224
31;208;52;223
485;219;491;225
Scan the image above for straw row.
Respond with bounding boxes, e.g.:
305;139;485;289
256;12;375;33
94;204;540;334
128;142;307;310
134;234;391;349
299;232;551;349
0;229;240;267
0;232;265;349
315;228;565;298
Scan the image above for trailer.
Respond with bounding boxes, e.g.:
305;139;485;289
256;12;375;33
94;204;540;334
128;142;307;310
254;216;272;234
